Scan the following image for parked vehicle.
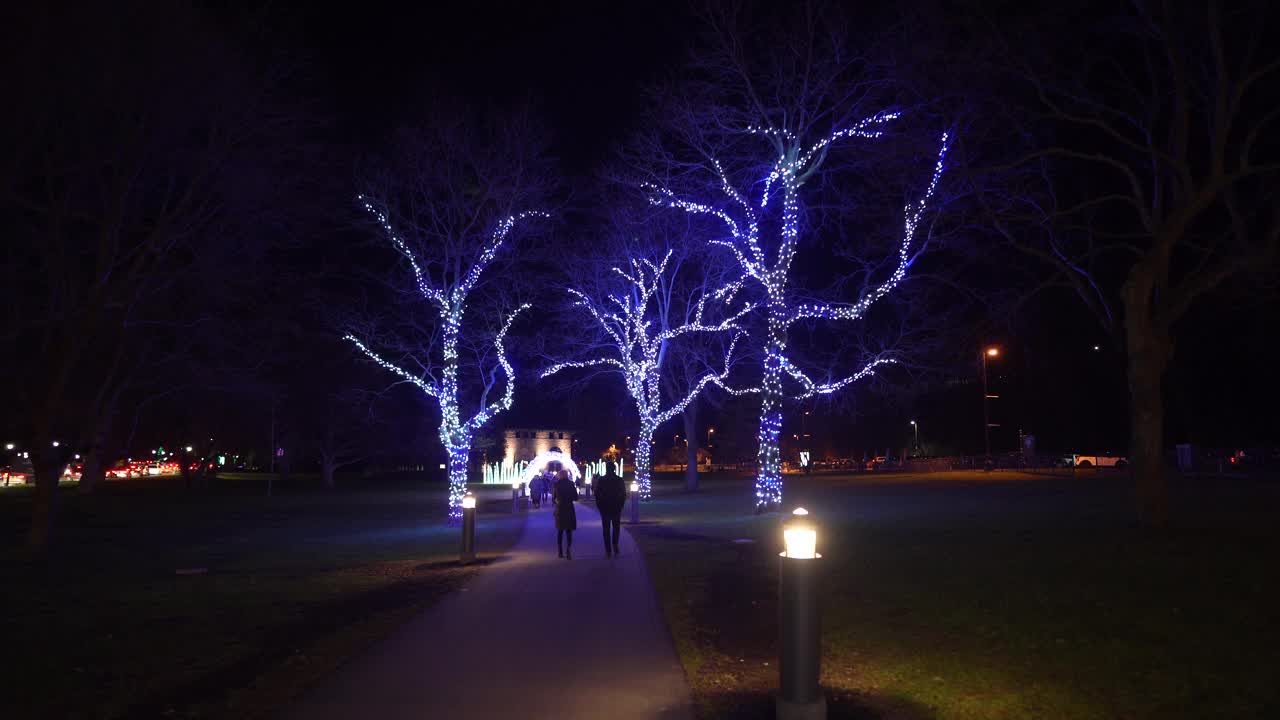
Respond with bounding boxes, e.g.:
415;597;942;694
2;458;34;486
866;456;890;470
1068;454;1128;468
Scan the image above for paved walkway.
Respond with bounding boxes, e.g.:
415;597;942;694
284;495;694;720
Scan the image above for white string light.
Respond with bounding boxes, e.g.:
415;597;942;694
648;116;952;510
347;199;544;520
543;252;750;499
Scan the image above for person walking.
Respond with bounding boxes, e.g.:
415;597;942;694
529;473;543;509
594;465;626;558
553;469;578;559
541;468;555;506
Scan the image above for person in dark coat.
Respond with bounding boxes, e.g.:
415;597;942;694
529;474;543;509
594;466;626;558
553;469;578;559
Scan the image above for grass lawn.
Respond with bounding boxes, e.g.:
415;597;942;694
631;470;1280;720
0;473;525;720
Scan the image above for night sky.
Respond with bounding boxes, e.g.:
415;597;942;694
192;1;1280;459
10;1;1277;465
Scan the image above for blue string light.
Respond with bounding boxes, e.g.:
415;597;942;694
649;116;952;510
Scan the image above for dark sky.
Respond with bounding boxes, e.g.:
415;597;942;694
196;2;1279;460
271;1;691;171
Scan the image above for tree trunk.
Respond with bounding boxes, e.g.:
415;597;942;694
27;449;63;551
321;458;337;489
754;310;788;510
77;415;112;494
1123;271;1172;527
683;403;699;492
634;425;655;498
79;446;105;494
446;441;472;522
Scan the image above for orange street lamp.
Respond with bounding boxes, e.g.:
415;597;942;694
982;346;1002;465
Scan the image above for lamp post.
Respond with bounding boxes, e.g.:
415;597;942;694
777;507;823;720
584;473;592;499
629;480;639;524
512;481;522;513
460;492;477;563
982;347;1000;468
909;420;918;454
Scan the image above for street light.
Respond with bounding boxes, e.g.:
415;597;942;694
707;427;715;447
4;443;13;451
52;441;60;448
982;346;1001;467
909;420;919;452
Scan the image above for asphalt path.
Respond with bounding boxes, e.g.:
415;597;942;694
283;493;694;720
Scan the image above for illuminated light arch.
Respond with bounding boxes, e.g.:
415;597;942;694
520;449;582;484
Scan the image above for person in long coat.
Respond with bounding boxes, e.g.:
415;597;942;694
529;474;543;509
553;469;578;559
594;466;627;558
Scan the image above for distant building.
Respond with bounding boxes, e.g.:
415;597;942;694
502;428;575;466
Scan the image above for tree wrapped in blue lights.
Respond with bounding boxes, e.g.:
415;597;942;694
542;247;751;498
639;9;952;509
343;120;550;520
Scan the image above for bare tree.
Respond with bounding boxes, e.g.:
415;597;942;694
344;115;552;520
0;3;305;550
639;3;952;509
985;1;1280;524
542;236;751;497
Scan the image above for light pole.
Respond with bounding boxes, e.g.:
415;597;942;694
629;481;639;524
909;420;918;454
777;507;823;719
460;492;477;563
982;347;1000;467
706;427;714;448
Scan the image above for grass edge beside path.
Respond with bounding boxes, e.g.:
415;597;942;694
629;470;1280;720
0;476;525;720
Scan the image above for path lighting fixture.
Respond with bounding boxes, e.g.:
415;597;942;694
777;507;824;719
460;492;477;563
782;508;818;560
629;481;640;524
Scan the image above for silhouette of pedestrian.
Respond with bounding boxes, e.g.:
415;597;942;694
529;473;543;509
595;465;626;558
553;469;578;559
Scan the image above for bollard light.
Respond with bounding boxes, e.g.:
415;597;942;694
459;492;477;563
776;507;824;720
782;508;817;559
629;481;640;524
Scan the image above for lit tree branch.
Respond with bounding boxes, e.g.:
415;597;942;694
342;334;440;398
